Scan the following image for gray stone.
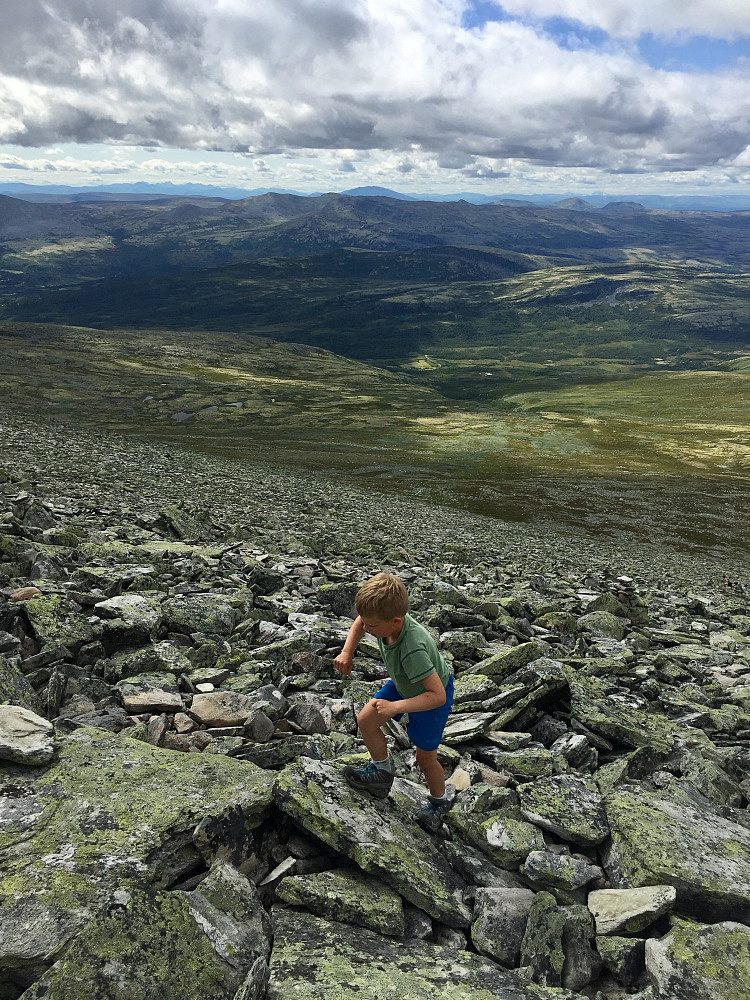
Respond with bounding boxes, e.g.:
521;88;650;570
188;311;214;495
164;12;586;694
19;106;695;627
116;673;183;713
266;908;578;999
604;784;750;922
519;891;567;988
190;691;257;728
577;611;626;640
522;851;604;892
471;887;536;966
518;774;609;846
645;919;750;1000
0;727;274;985
161;594;236;636
587;886;677;935
273;756;472;928
470;641;547;680
277;868;405;936
0;653;40;713
595;935;646;987
0;704;55;764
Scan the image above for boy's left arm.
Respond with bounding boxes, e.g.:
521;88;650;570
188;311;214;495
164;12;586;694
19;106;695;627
373;672;446;720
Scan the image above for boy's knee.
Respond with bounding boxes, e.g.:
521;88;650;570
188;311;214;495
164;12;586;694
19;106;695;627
357;701;379;730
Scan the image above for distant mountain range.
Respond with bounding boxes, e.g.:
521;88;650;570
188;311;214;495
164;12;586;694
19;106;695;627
1;180;749;212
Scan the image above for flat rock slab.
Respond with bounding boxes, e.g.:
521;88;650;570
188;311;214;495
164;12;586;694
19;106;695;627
518;774;609;847
0;705;55;764
277;867;405;936
0;727;274;976
588;886;676;935
267;909;578;1000
645;919;750;1000
604;783;750;922
273;756;472;928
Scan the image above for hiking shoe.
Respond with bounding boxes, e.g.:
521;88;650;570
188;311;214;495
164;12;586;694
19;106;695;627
417;784;456;833
342;761;395;800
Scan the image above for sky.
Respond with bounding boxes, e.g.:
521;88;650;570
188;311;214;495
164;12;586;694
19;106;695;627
1;0;749;196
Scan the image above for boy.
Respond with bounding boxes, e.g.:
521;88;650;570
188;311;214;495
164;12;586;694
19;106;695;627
334;572;455;832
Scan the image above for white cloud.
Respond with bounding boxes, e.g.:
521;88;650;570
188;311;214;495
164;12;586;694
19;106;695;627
493;0;750;40
0;0;747;192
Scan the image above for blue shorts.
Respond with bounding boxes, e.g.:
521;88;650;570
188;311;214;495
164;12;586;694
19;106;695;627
374;674;454;752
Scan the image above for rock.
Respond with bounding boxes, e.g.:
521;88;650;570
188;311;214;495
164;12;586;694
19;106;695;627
266;908;578;999
577;610;626;640
181;860;271;993
273;757;472;928
116;673;184;713
561;904;599;992
568;671;685;751
470;641;547;680
604;784;750;922
10;586;41;602
277;868;405;936
518;774;609;846
108;640;192;681
22;593;101;653
0;704;55;763
21;874;269;1000
471;887;536;966
519;891;567;988
190;691;258;728
587;886;677;935
0;727;274;986
595;935;646;987
446;784;545;870
0;654;40;712
161;594;236;636
645;919;750;1000
522;850;604;893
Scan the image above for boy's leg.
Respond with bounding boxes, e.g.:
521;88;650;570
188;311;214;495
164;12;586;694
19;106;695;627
357;700;389;762
414;747;445;798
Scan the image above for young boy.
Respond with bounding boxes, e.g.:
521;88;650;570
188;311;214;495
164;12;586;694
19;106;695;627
334;572;455;832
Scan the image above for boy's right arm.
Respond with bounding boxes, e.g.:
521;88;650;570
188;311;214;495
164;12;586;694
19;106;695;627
334;615;366;676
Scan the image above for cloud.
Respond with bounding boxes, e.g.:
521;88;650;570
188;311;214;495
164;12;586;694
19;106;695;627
0;0;748;187
491;1;750;41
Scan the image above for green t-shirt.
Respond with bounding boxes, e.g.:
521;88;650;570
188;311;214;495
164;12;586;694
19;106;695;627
378;613;450;700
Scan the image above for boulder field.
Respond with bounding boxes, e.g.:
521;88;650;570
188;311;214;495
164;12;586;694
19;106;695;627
1;422;749;1000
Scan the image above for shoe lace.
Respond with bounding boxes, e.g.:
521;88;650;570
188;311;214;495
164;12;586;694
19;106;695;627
361;762;380;779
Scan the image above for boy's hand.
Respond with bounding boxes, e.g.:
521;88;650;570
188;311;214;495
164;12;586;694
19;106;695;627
372;699;399;721
333;651;353;676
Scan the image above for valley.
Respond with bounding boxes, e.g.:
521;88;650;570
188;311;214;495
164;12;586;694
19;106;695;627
0;191;748;561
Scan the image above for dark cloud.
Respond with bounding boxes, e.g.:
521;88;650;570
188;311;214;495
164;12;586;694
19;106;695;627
0;0;748;182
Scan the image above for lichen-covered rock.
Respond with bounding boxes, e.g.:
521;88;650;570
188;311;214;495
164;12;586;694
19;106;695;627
587;886;677;935
567;671;685;752
273;757;472;928
277;867;405;936
181;860;271;993
470;887;536;966
576;610;626;640
603;783;750;922
19;880;264;1000
0;704;55;764
0;727;274;982
0;654;40;713
161;594;236;636
447;787;545;871
107;640;192;681
519;892;567;988
517;774;609;846
470;641;547;680
267;908;578;1000
22;593;101;653
522;850;603;893
645;919;750;1000
596;935;646;986
115;672;183;713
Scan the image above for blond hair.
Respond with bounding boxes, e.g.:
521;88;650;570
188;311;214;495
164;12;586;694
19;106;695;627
355;572;409;620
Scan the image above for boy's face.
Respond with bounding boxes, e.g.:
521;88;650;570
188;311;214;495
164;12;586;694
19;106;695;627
361;615;404;643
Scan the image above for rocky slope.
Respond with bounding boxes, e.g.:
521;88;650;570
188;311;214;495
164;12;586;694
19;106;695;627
1;413;749;1000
